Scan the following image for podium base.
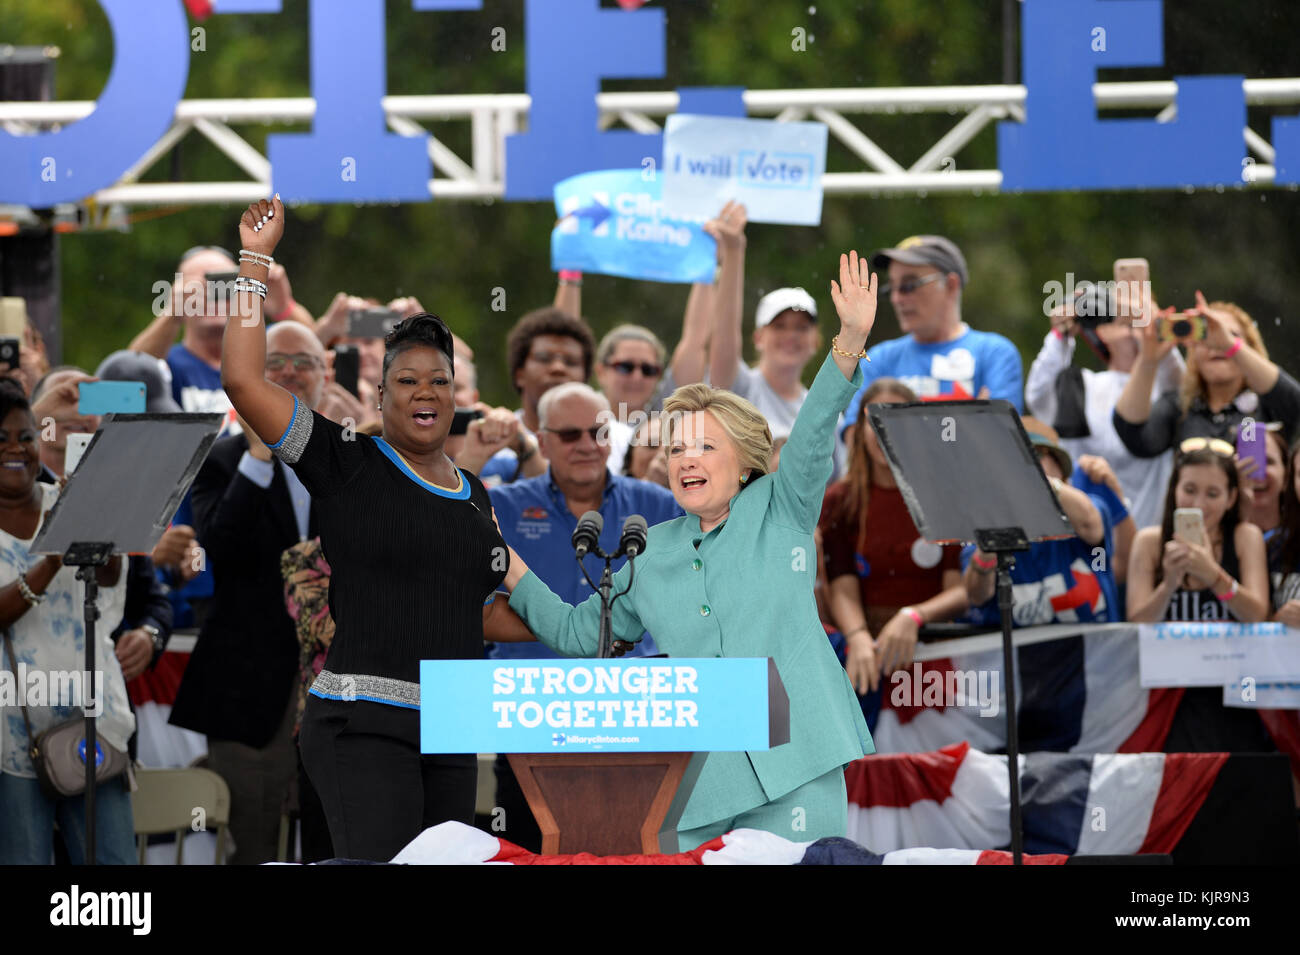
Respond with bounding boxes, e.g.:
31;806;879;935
507;752;692;856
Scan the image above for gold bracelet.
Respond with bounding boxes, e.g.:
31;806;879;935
831;335;870;362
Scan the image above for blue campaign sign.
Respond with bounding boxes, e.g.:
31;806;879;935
999;0;1245;191
551;169;717;284
419;658;776;754
662;115;827;226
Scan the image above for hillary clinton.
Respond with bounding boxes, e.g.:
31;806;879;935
501;252;879;849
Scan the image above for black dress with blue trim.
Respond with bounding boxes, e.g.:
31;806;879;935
268;396;507;710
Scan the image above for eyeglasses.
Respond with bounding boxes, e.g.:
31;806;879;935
544;426;605;444
879;272;946;296
607;360;662;378
1178;437;1235;458
266;354;322;372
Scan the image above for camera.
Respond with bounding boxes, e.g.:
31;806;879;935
1070;281;1117;329
1158;310;1208;342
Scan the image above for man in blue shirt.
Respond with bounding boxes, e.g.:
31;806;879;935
485;381;681;849
842;235;1024;436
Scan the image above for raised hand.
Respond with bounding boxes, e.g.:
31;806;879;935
702;200;747;263
1193;290;1239;354
829;250;879;349
239;194;285;257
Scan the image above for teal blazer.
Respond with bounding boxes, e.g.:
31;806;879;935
509;353;875;829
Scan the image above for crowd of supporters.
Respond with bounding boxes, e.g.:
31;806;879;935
2;203;1298;864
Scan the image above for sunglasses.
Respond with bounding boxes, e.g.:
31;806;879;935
1178;437;1235;458
607;360;662;378
266;353;323;372
544;426;605;444
879;272;946;296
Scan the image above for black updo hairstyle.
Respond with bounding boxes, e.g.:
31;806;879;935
0;377;31;422
382;312;456;383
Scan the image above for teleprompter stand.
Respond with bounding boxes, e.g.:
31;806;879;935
32;412;224;863
868;399;1073;865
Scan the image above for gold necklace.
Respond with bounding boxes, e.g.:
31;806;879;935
388;444;463;493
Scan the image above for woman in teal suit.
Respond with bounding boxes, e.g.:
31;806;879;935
501;252;879;849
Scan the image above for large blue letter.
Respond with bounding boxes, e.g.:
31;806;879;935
999;0;1244;191
268;0;430;201
0;0;188;206
505;0;666;200
1274;114;1300;185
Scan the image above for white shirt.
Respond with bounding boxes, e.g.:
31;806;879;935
1026;332;1185;530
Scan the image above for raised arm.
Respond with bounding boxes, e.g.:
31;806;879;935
554;270;581;318
703;201;747;391
221;196;297;447
129;307;184;359
670;282;714;387
768;253;877;530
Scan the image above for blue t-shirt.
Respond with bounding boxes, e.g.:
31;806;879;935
960;491;1117;629
166;345;234;617
842;325;1024;429
489;470;683;659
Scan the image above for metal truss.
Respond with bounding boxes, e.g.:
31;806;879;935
1;78;1298;224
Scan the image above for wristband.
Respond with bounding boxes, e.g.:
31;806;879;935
558;269;583;285
1215;577;1239;602
845;627;870;640
272;299;296;322
16;574;43;607
901;607;924;626
1223;336;1244;359
971;552;997;572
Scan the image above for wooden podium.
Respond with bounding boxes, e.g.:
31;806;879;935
420;657;789;856
508;752;696;855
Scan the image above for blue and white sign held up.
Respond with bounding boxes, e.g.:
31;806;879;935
1138;622;1300;689
419;657;786;754
662;114;828;226
551;169;717;284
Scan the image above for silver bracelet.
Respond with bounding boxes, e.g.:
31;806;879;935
233;277;268;299
239;249;274;268
17;574;43;607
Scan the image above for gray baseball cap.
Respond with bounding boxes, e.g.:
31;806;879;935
871;235;969;288
94;350;182;413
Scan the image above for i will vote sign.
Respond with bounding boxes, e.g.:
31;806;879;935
551;169;717;284
662;115;828;226
419;657;786;754
1138;622;1300;689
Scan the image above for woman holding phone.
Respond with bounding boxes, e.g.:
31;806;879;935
1127;439;1275;752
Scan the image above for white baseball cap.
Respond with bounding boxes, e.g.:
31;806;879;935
755;287;818;329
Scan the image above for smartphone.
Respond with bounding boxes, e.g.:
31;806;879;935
1113;258;1149;323
203;270;241;316
0;297;27;337
1237;424;1268;483
78;380;147;415
333;345;360;398
1173;508;1207;548
451;408;483;436
0;298;26;370
1158;310;1207;343
348;307;402;340
65;432;94;474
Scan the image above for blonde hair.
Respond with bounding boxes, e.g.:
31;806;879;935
1180;302;1268;413
661;383;773;482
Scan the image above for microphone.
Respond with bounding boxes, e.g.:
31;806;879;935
619;515;648;559
572;511;604;559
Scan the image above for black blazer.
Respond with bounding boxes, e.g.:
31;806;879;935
169;433;314;747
